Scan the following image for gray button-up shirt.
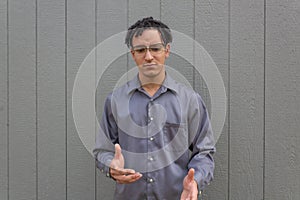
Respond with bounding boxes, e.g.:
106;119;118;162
93;74;215;200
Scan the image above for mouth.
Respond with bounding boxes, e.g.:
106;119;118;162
143;63;157;67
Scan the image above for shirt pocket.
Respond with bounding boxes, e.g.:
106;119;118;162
163;122;188;152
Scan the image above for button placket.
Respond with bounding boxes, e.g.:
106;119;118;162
148;156;154;161
148;100;154;123
146;99;156;189
147;178;154;183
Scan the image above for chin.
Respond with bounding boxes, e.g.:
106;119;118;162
140;68;165;79
142;71;159;78
144;73;158;78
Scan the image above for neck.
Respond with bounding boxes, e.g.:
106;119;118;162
139;72;165;97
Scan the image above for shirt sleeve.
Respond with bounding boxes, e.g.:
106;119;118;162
93;94;118;177
187;92;216;190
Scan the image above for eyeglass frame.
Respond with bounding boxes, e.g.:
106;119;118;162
131;43;167;56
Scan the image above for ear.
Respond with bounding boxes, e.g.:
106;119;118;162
130;50;136;61
165;43;170;58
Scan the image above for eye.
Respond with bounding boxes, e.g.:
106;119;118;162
149;44;164;52
134;47;146;54
150;47;161;52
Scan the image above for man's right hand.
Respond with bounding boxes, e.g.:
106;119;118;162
109;144;142;184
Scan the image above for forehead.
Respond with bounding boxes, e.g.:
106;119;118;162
132;29;162;46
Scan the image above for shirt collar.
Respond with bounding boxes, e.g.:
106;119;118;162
127;73;179;95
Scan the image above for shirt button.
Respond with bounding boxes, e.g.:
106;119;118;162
148;178;154;183
148;157;154;161
150;117;154;121
149;137;154;141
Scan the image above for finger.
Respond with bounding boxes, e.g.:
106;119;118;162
115;173;142;184
187;189;198;200
191;190;198;200
180;194;191;200
187;168;195;182
110;170;135;181
110;167;136;176
114;144;122;159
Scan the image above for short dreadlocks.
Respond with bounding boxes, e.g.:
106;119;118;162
125;17;172;48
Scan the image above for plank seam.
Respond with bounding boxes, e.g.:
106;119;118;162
65;0;68;199
7;0;9;199
35;0;38;199
94;0;97;199
228;0;231;199
193;0;195;90
127;0;129;78
263;0;266;199
159;0;161;20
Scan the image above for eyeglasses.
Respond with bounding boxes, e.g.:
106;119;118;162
132;43;165;56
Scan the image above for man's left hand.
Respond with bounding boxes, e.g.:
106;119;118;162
180;168;198;200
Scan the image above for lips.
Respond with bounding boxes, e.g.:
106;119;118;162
143;63;157;67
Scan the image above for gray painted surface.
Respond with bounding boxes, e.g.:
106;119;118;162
37;0;66;199
195;1;229;199
96;1;128;199
162;0;194;88
0;0;8;199
230;0;264;199
265;0;300;199
8;0;37;199
1;0;300;199
66;0;95;200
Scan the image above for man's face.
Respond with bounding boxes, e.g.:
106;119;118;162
131;29;170;80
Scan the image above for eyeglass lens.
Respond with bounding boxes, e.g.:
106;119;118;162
133;43;165;55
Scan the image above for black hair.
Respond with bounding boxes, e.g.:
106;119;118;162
125;17;172;48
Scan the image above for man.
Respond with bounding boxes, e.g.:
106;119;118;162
93;17;215;200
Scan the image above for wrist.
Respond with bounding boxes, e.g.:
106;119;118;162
109;167;116;181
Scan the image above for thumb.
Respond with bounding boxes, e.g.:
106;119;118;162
187;168;195;182
114;144;122;159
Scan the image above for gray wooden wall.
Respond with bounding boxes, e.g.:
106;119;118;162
1;0;299;199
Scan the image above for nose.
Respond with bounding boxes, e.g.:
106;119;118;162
145;49;154;61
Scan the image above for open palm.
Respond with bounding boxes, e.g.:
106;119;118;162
109;144;142;184
180;168;198;200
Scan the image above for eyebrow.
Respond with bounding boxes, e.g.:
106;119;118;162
132;43;163;48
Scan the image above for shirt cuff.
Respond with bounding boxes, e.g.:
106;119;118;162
96;153;114;179
193;171;203;190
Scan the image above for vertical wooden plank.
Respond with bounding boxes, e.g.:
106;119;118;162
128;0;160;25
96;1;127;199
8;0;37;199
0;0;8;199
37;0;66;199
230;0;264;199
96;0;128;118
161;0;194;88
67;0;95;199
195;0;229;199
265;0;300;199
128;0;160;71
